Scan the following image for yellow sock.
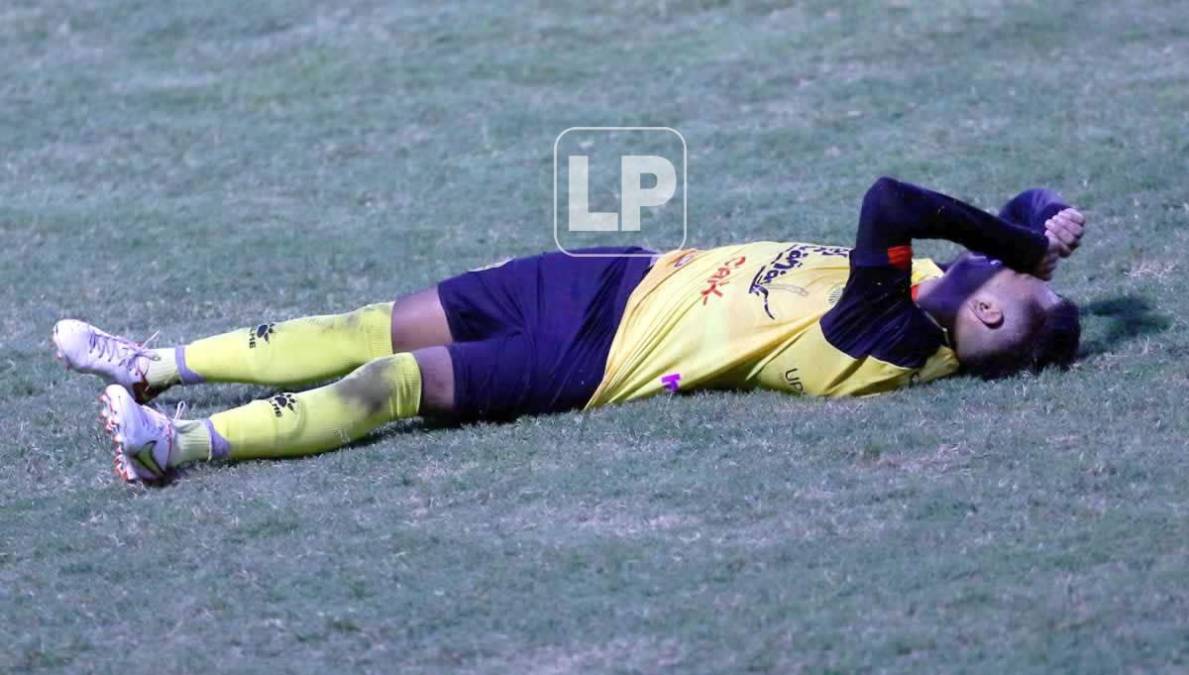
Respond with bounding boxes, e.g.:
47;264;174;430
158;303;394;388
175;353;422;462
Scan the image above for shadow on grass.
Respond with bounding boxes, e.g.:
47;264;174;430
1079;294;1171;356
160;418;444;487
162;384;310;410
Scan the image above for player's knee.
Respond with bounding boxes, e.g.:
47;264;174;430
343;302;390;327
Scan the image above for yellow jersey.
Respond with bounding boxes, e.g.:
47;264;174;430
585;241;959;407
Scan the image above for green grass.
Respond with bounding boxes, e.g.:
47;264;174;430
2;0;1188;671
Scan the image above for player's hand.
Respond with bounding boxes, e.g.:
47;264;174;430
1044;208;1086;258
1033;208;1085;281
1033;240;1060;280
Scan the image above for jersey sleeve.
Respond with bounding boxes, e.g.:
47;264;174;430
997;187;1070;234
851;176;1049;271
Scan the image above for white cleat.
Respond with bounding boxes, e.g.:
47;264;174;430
99;385;177;483
53;319;164;403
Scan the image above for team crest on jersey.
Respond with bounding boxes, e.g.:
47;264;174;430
749;244;849;319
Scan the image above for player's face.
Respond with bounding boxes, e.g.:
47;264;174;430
941;253;1004;300
991;268;1052;302
952;267;1054;359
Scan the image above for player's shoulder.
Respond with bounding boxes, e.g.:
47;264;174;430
821;267;947;369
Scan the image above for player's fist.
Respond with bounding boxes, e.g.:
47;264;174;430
1044;208;1085;258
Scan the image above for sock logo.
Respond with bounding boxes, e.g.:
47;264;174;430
248;323;276;349
269;393;297;417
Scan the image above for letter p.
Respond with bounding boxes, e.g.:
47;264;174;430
619;155;676;232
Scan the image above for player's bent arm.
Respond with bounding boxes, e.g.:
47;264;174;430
855;176;1048;272
813;176;1034;376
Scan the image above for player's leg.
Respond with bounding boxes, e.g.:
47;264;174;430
95;244;648;481
161;249;575;390
438;248;654;420
100;345;456;481
163;302;396;387
53;286;455;402
170;286;457;387
390;287;453;352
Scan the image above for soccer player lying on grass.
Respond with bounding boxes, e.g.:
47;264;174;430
54;177;1085;482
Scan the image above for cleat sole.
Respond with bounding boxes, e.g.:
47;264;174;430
97;385;172;484
98;390;139;483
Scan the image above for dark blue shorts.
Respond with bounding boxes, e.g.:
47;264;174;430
438;247;653;420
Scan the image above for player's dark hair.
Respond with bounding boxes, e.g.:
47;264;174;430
963;294;1081;379
1028;295;1081;371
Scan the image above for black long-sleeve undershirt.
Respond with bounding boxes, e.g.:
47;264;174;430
853;177;1049;272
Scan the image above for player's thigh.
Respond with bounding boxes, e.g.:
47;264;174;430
442;335;538;421
391;287;453;352
396;257;542;355
411;345;455;416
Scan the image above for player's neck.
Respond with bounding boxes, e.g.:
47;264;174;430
914;278;958;333
915;256;1000;336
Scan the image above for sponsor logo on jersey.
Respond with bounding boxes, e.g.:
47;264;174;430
783;367;804;394
749;244;849;319
660;372;682;392
699;255;747;305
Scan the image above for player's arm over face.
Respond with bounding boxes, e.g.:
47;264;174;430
852;176;1049;272
826;177;1082;379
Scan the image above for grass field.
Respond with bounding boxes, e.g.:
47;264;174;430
2;1;1188;672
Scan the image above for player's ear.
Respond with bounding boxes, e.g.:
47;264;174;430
970;295;1004;328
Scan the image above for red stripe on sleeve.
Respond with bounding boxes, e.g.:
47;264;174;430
886;245;912;270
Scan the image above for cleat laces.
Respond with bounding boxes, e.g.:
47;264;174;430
149;401;188;438
88;330;161;372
